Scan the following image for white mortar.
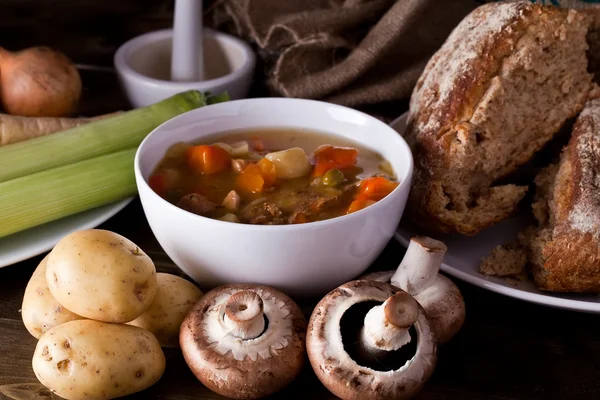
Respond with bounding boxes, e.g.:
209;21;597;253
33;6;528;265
114;28;255;107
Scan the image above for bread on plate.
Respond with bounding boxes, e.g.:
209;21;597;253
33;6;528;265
405;2;594;235
521;98;600;292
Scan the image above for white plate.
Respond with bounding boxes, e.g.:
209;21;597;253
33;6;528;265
390;113;600;313
0;198;134;268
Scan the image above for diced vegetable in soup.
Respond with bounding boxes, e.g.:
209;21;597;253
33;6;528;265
150;128;399;225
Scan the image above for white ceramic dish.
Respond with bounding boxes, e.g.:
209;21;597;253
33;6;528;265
0;198;133;268
135;98;414;297
114;28;255;108
390;112;600;313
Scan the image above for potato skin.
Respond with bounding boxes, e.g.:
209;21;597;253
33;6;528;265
21;255;84;339
32;320;166;400
46;229;157;323
128;273;203;347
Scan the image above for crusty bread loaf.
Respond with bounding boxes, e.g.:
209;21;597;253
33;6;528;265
405;2;594;236
523;98;600;292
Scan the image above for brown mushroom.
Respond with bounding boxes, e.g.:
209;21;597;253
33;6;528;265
179;284;307;399
362;236;465;344
307;280;437;400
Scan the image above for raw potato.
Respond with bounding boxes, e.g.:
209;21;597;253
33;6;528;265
21;255;83;339
46;229;158;323
32;320;166;400
127;273;203;348
265;147;311;179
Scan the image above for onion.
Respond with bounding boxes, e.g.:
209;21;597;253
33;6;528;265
0;46;82;117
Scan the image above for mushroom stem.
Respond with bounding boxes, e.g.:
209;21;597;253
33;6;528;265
222;291;265;340
391;236;447;295
360;292;419;352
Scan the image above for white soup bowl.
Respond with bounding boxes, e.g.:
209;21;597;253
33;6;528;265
134;98;413;297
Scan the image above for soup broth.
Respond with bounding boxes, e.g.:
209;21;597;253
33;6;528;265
149;128;399;225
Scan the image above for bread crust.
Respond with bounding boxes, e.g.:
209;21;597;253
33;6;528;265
531;99;600;292
405;2;593;235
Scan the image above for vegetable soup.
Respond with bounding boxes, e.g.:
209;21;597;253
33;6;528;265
149;128;399;225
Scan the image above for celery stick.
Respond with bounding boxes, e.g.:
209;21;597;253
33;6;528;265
0;148;137;238
0;90;206;183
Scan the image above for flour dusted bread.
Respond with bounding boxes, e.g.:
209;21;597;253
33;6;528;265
524;98;600;292
405;2;594;235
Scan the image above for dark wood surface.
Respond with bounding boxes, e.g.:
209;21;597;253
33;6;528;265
2;2;600;399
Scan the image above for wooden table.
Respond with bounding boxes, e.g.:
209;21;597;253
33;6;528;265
3;3;600;399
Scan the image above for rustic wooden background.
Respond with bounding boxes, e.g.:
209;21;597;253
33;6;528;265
2;0;174;64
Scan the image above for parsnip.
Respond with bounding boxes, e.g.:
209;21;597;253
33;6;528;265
0;112;116;146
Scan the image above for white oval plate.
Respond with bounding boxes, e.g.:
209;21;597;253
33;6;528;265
0;198;133;268
391;113;600;313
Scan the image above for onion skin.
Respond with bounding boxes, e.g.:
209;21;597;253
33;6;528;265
0;46;82;117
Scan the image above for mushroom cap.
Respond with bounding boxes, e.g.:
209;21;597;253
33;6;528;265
361;271;465;344
179;284;307;399
307;280;437;400
360;270;395;283
413;274;465;344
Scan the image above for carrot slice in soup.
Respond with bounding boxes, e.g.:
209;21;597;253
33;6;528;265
236;164;265;194
313;160;337;178
313;146;359;177
258;158;277;187
346;199;376;214
149;174;166;195
186;145;231;175
358;177;399;201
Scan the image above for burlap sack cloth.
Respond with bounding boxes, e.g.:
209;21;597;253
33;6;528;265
205;0;479;120
206;0;600;120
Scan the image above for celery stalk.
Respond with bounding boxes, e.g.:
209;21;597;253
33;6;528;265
0;90;206;183
0;148;137;238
